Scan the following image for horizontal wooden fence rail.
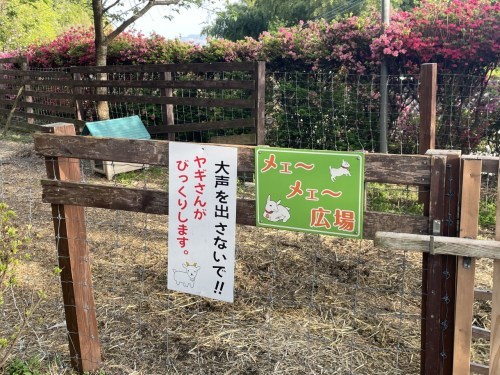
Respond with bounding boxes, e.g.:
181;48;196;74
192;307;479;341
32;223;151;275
70;61;259;74
1;61;266;144
375;154;500;375
69;61;266;143
374;231;500;259
33;122;447;374
0;64;76;132
34;130;433;240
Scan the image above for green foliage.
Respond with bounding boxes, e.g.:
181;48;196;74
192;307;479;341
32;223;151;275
204;0;419;41
0;203;25;295
0;0;92;51
5;356;42;375
114;167;168;187
479;200;496;231
0;203;45;370
366;183;424;215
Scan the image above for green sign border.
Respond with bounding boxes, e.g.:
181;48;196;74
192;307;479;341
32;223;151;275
255;147;365;239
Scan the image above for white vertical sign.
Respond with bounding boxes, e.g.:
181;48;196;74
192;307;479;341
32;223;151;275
168;142;238;302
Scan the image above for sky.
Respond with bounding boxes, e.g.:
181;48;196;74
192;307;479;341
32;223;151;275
131;0;236;41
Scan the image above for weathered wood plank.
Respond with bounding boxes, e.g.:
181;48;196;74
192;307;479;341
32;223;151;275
362;211;428;239
254;61;265;145
34;134;434;185
210;133;256;145
147;118;255;134
490;164;500;375
72;79;255;90
419;64;437;152
475;289;493;301
471;363;490;375
0;78;72;87
70;61;257;74
472;326;490;341
0;118;44;133
42;180;167;214
160;71;175;141
462;155;499;176
0;56;27;64
0;109;77;124
453;159;482;375
0;69;70;78
34;134;256;172
73;94;255;108
0;100;75;115
40;180;256;225
0;89;74;100
364;153;431;185
421;154;447;375
40;180;429;238
374;232;500;260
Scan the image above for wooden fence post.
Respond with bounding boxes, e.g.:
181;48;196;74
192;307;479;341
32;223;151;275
161;71;175;141
419;63;438;210
71;70;86;127
21;57;34;125
42;123;101;373
419;63;437;153
253;61;265;145
490;165;500;375
422;150;461;375
453;159;482;374
419;62;459;375
421;154;446;375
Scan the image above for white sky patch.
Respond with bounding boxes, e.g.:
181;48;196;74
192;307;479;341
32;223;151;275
126;0;237;40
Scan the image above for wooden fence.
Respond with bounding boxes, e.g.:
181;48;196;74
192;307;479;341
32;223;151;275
35;122;465;373
0;60;265;144
7;59;499;374
377;155;500;375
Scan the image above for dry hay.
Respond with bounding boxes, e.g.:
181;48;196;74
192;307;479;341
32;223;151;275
0;138;491;374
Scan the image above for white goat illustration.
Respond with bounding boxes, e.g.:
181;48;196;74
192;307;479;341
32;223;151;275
173;262;201;288
329;160;351;182
263;195;291;223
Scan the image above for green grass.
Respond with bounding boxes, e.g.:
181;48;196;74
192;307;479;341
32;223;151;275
479;200;496;231
366;183;424;215
3;356;108;375
113;166;168;187
5;357;43;375
0;132;33;144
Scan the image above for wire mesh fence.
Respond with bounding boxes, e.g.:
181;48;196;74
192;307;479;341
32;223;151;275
470;167;499;368
2;62;498;156
1;62;498;373
0;139;427;374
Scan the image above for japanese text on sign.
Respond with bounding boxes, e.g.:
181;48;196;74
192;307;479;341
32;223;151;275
255;147;364;239
168;142;238;302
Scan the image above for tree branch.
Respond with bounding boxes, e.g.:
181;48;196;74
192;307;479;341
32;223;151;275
103;0;120;14
106;0;181;42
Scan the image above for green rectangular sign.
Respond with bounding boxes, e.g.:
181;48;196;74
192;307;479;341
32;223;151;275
255;147;365;239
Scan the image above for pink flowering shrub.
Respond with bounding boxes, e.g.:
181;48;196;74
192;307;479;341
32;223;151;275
371;0;499;76
26;27;95;67
23;1;498;77
10;0;499;152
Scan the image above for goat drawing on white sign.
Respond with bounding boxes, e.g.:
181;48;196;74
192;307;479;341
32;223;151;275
173;262;201;288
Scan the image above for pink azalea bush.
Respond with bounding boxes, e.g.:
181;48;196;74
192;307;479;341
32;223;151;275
22;0;498;78
371;0;499;76
9;0;498;152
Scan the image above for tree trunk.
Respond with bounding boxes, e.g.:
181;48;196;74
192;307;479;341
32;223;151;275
95;42;110;120
93;0;110;120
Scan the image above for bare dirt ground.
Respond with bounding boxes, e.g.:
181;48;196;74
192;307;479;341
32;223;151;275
0;136;493;374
